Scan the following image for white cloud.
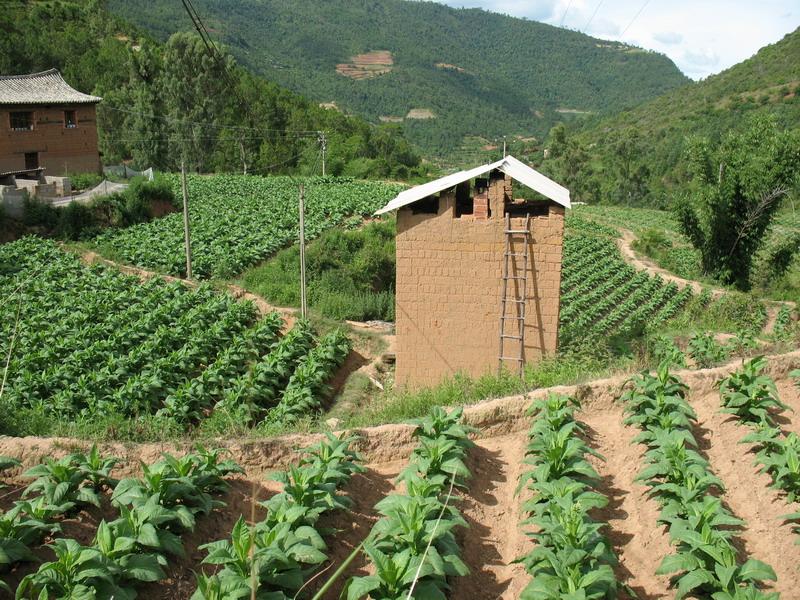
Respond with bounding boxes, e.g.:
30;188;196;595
434;0;800;80
653;31;683;45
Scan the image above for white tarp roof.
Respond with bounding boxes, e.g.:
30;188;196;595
375;155;570;215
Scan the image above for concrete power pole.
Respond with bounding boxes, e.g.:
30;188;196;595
319;132;327;176
298;184;308;318
180;160;193;279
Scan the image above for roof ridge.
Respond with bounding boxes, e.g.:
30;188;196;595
0;68;60;81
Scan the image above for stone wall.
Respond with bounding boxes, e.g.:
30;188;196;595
0;104;101;175
395;174;565;388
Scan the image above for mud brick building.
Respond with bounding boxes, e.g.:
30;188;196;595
376;156;570;388
0;69;102;175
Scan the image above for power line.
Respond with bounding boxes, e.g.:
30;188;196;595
559;0;573;26
620;0;652;37
102;105;321;136
583;0;605;31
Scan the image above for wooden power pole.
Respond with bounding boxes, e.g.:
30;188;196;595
180;160;193;279
298;184;308;318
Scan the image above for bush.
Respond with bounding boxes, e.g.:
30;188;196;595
57;201;97;240
67;172;102;191
19;176;176;240
22;196;60;230
240;218;396;321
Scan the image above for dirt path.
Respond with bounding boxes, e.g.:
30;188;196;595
616;228;718;297
615;228;795;334
452;434;530;599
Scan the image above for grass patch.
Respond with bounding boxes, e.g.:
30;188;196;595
340;352;634;428
238;218;396;322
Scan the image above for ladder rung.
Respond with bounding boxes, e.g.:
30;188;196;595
505;252;526;257
501;335;523;340
503;276;526;280
500;316;525;320
505;229;530;234
502;299;526;304
499;356;525;361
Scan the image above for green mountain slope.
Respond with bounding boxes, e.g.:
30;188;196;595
0;0;421;178
106;0;688;156
565;27;800;200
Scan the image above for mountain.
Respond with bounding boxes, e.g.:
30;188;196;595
0;0;422;179
557;27;800;203
106;0;689;157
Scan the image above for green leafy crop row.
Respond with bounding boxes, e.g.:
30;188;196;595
1;238;351;437
719;357;800;542
515;394;618;599
344;406;475;600
192;433;365;599
95;175;404;279
621;363;778;599
0;445;242;598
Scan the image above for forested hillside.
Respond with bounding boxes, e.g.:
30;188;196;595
0;0;422;179
542;27;800;205
106;0;688;156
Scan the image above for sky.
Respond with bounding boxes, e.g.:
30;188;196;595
434;0;800;79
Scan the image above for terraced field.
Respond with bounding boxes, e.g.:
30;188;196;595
0;238;349;436
1;353;798;598
560;217;692;345
94;175;404;279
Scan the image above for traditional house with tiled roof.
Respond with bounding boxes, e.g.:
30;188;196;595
0;69;102;176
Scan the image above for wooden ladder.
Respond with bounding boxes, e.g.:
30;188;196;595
498;213;531;377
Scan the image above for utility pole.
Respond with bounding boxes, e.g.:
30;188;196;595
298;184;308;318
503;136;507;158
319;131;327;176
180;160;193;279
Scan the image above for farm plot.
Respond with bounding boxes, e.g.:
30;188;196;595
1;356;799;599
0;237;350;437
94;175;404;279
559;232;692;345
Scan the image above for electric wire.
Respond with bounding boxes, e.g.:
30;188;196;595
583;0;606;31
620;0;652;37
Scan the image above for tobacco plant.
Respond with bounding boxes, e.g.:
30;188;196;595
688;332;729;368
717;357;788;427
195;434;364;599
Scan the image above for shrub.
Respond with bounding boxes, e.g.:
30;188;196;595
67;172;102;191
22;196;59;230
57;201;97;240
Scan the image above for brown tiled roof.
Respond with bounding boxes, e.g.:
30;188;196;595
0;69;102;105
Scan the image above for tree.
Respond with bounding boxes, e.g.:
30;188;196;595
542;123;599;203
675;116;800;290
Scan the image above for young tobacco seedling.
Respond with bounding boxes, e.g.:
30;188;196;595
717;357;789;427
688;332;729;369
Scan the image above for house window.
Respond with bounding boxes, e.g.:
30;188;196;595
455;181;473;217
64;110;77;129
24;152;39;170
10;111;34;131
412;195;439;214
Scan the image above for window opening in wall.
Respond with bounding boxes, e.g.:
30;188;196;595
412;195;439;214
505;200;550;217
24;152;39;170
10;111;34;131
455;180;473;217
64;110;77;129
